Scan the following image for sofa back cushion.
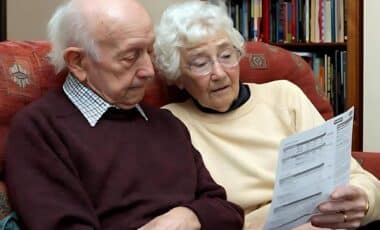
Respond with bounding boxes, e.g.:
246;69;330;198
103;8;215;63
240;42;333;120
0;41;65;167
0;41;333;170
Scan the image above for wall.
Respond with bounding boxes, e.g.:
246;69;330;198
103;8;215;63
7;0;63;40
6;0;178;40
139;0;181;24
363;1;380;151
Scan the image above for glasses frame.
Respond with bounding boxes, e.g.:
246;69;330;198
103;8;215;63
184;47;242;77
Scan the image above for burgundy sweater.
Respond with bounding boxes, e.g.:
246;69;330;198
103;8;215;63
5;89;243;230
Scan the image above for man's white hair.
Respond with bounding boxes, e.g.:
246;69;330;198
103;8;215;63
154;0;245;81
47;0;99;72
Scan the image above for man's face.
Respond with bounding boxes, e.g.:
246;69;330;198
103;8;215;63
83;16;155;109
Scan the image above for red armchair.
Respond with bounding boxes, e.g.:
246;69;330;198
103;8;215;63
0;40;379;219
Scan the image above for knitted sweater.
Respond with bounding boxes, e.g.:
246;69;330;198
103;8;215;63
163;80;380;228
5;89;244;230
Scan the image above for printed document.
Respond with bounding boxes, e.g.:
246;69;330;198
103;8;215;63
264;107;354;230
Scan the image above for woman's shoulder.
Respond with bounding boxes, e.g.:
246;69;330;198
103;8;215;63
162;100;195;114
247;80;302;93
248;80;303;100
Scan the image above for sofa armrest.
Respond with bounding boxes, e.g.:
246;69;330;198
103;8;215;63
352;151;380;179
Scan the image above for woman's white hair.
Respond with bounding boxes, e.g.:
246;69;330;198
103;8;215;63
154;0;245;81
47;0;99;72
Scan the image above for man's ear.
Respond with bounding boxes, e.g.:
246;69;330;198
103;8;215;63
63;47;88;82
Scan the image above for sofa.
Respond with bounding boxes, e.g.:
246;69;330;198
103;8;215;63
0;40;379;225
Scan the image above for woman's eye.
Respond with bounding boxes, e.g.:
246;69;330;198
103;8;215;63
192;61;208;68
221;54;232;59
220;50;233;59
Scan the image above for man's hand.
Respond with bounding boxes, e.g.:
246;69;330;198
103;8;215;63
310;185;369;229
137;207;201;230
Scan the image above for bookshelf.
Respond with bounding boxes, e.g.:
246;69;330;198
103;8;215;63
220;0;362;151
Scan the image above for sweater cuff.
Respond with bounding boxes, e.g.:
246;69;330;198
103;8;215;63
182;199;243;230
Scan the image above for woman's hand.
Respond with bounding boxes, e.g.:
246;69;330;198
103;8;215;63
310;185;369;229
137;207;201;230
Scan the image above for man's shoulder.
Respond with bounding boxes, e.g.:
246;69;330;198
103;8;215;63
12;88;74;123
143;103;179;121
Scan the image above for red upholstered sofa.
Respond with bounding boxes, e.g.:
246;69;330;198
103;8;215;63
0;40;379;220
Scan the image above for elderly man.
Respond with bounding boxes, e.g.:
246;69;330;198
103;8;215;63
4;0;244;229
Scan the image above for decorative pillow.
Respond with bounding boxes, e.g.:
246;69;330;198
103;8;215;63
0;41;66;167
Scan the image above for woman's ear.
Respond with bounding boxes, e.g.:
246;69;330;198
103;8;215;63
63;47;87;82
174;77;184;89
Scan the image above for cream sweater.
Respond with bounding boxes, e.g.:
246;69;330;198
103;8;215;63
163;80;380;228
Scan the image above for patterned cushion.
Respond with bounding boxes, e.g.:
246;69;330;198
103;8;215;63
0;41;334;171
0;41;66;168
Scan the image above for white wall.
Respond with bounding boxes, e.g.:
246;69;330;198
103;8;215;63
6;0;179;40
139;0;181;24
7;0;63;40
363;1;380;152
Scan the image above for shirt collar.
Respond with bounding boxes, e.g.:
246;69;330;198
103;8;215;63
63;74;148;127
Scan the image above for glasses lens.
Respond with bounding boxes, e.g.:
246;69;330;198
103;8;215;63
188;48;241;76
189;57;211;75
218;48;240;67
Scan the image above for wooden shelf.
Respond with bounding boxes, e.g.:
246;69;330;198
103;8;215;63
270;42;346;48
269;1;363;151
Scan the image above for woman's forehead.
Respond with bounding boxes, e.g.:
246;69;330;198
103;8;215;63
183;35;232;55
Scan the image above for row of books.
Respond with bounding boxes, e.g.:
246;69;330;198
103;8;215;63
295;50;347;114
223;0;346;43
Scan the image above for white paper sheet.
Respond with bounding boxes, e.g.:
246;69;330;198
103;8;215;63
263;107;354;230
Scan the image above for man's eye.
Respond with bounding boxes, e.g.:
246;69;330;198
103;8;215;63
123;51;140;62
124;54;137;62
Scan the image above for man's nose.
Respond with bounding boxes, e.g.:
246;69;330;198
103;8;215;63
136;52;155;79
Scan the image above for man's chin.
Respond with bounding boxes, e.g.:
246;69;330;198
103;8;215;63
116;97;145;110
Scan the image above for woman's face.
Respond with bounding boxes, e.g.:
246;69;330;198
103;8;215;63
178;32;241;112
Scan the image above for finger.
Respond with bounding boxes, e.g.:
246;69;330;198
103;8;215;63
310;212;343;225
330;185;361;200
344;210;366;222
318;199;357;213
311;211;363;229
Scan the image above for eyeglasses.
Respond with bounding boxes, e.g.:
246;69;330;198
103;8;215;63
185;48;241;76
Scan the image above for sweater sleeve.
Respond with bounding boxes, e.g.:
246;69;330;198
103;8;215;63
4;112;100;230
182;146;244;230
349;159;380;225
288;81;380;225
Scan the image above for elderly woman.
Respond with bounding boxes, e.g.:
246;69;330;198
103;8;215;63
154;1;380;229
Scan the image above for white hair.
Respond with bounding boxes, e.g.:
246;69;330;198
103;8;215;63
47;0;99;72
154;0;245;81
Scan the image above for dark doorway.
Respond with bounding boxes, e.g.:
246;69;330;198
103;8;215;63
0;0;6;41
